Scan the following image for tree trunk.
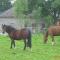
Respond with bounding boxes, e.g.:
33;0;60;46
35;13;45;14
53;10;57;24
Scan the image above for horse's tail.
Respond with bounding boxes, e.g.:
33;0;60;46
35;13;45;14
44;30;48;43
27;30;32;48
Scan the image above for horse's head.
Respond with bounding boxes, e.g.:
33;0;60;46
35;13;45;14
2;24;6;34
2;24;16;34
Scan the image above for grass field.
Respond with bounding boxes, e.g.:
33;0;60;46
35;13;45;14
0;34;60;60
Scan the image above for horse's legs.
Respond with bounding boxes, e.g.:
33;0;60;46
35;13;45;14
51;36;55;46
24;40;26;50
10;40;15;48
13;40;15;48
26;39;29;47
10;40;13;48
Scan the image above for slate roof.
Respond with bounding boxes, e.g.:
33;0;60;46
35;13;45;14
0;8;15;18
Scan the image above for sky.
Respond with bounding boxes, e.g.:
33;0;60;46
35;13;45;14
45;0;48;1
11;0;16;4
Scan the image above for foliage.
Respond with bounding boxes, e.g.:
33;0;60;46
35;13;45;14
32;0;60;24
14;0;28;18
0;0;12;12
28;0;37;13
14;0;60;26
44;15;54;27
32;7;42;19
51;0;60;23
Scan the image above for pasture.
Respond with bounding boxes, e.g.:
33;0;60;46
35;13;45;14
0;33;60;60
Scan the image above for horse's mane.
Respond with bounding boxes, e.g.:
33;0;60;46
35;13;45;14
6;25;17;32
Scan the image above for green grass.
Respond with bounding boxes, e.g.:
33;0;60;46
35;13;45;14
0;34;60;60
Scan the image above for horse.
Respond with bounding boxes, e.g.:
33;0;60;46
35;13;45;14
2;24;32;50
44;25;60;45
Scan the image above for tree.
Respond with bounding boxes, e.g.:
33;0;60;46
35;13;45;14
0;0;12;12
37;0;60;24
14;0;60;25
51;0;60;23
28;0;37;13
14;0;28;17
32;0;60;24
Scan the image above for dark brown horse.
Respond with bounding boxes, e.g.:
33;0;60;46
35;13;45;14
2;24;32;50
44;26;60;45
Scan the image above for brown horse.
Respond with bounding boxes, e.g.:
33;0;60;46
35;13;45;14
44;26;60;45
2;24;32;50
